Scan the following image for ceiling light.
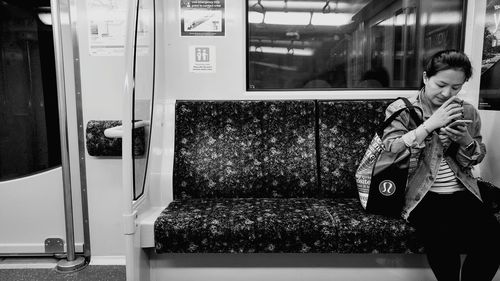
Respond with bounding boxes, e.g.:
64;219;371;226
38;13;52;25
248;0;361;11
428;11;461;25
311;12;352;26
264;11;310;25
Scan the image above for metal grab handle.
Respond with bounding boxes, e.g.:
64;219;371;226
322;0;331;13
251;0;264;12
104;120;150;138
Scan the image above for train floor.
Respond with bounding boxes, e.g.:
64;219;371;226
0;257;125;281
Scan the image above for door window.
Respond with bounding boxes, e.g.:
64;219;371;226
132;0;155;199
0;2;61;181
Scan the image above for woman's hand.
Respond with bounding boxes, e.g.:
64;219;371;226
424;96;464;131
438;132;451;148
440;125;473;146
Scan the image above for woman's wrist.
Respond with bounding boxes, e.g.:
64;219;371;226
421;123;431;134
422;120;439;134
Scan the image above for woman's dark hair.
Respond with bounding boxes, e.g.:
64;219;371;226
424;49;473;81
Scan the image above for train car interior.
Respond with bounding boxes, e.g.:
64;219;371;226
1;0;500;280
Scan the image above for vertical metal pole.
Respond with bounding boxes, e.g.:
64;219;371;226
51;0;86;272
67;0;92;262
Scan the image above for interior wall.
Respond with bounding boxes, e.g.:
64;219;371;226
75;0;126;257
161;1;413;101
162;1;244;100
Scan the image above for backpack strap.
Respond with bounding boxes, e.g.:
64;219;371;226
376;97;423;137
400;97;423;126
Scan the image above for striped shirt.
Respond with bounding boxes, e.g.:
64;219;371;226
429;159;465;194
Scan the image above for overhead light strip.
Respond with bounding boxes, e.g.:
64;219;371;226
249;11;352;26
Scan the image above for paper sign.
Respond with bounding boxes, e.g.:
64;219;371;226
87;0;127;56
181;0;225;36
87;0;150;56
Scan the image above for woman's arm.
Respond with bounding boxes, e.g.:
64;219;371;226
382;100;429;153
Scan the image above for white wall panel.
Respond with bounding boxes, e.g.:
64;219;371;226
75;0;126;256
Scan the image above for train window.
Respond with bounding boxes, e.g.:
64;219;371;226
132;0;155;200
479;0;500;110
247;0;466;90
0;2;61;181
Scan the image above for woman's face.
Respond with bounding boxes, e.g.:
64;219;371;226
423;68;466;108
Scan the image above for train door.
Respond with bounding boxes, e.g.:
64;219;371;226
0;0;82;256
121;0;156;279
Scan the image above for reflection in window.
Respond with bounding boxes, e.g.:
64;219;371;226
133;0;155;200
247;0;466;90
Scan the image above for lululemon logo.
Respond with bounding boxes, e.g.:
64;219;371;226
379;180;396;196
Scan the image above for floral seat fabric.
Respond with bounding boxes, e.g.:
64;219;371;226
318;100;390;198
173;101;318;199
154;198;424;253
323;198;423;253
154;198;337;253
155;100;500;254
85;120;145;156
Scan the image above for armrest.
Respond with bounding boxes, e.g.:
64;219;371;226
137;206;165;248
104;120;150;138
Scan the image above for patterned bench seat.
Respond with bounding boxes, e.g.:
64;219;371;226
154;197;422;254
154;100;499;253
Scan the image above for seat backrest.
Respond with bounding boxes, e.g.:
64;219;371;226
318;100;391;198
173;100;318;199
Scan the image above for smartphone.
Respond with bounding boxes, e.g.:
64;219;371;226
447;119;472;129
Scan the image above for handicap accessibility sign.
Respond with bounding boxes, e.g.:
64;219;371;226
189;45;216;73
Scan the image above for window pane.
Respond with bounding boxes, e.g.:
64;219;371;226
479;0;500;110
0;2;61;181
132;0;155;200
247;0;466;90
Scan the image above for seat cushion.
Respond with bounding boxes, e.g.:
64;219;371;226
323;198;423;253
154;198;423;253
318;100;391;197
173;101;318;199
154;198;338;253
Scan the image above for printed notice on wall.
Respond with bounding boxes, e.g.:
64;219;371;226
87;0;128;56
189;46;216;73
181;0;225;36
479;0;500;110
